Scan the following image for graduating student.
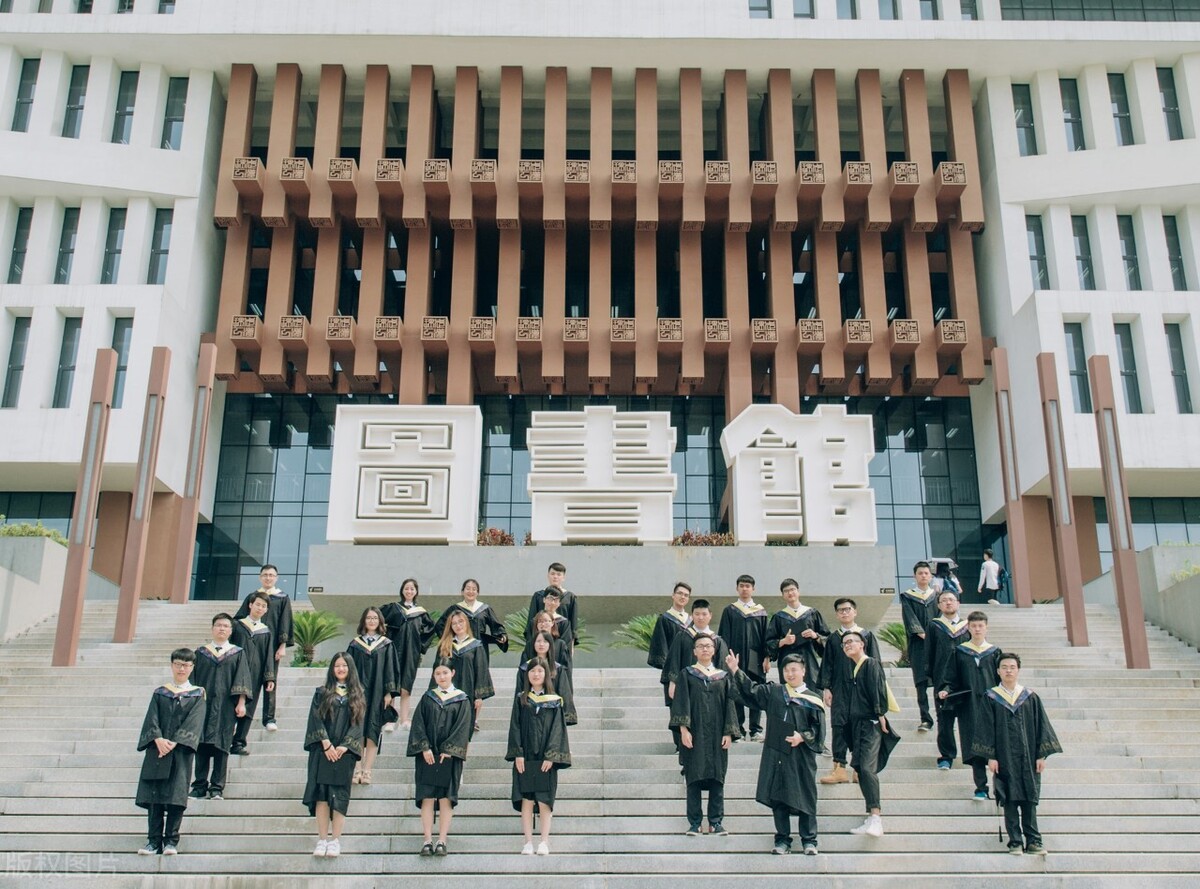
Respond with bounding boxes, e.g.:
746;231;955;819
407;662;473;857
648;582;693;705
189;613;251;801
346;607;400;785
304;653;366;859
717;574;770;740
432;579;509;688
972;652;1062;855
664;599;731;698
764;578;829;687
527;589;574;660
380;578;436;729
900;561;939;733
519;628;577;725
819;598;880;786
926;589;970;770
136;648;207;856
506;657;572;856
233;564;293;731
726;652;825;855
525;561;578;641
938;610;1004;800
843;631;899;839
230;592;275;756
670;635;739;837
431;611;494;733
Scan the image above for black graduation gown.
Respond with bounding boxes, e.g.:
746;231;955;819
433;601;509;655
135;684;207;810
516;652;577;725
717;601;769;681
647;610;692;671
231;618;275;694
525;588;579;639
302;688;365;816
662;627;731;687
380;602;436;693
940;643;1004;765
669;665;739;786
731;671;825;816
430;638;495;700
524;614;574;665
819;626;881;725
900;588;938;684
192;644;253;751
765;606;830;687
234;589;294;650
925;616;970;710
347;635;401;745
972;687;1063;805
406;687;473;806
848;656;901;772
506;692;572;811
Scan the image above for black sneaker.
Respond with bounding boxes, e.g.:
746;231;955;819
231;746;249;756
918;721;933;733
207;790;224;801
709;824;730;836
419;842;434;857
137;843;160;856
1025;843;1046;856
434;842;448;857
1007;843;1024;855
685;825;702;836
188;788;206;799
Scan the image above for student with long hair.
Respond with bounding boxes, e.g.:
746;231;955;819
506;657;571;855
304;653;366;858
518;629;577;725
432;579;508;718
432;610;493;732
347;607;399;785
407;662;473;856
381;578;436;729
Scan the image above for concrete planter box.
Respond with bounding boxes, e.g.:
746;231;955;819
0;536;69;643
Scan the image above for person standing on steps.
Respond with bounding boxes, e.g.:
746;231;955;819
843;631;899;839
432;579;509;729
380;578;436;730
926;590;970;771
304;653;365;859
717;575;770;741
972;652;1062;856
901;562;939;733
765;578;829;686
664;599;731;703
408;662;473;858
525;562;578;643
726;651;825;856
229;592;275;757
649;582;694;703
819;597;880;787
431;611;493;734
507;657;572;856
978;549;1007;605
938;610;1003;801
233;564;293;733
346;606;400;786
136;648;206;856
189;613;251;802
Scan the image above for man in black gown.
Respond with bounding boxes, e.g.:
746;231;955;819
717;574;769;741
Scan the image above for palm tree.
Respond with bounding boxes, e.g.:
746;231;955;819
292;610;343;665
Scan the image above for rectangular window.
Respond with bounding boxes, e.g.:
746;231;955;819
1;317;31;410
1109;73;1134;146
37;0;51;11
55;208;80;285
11;59;39;134
1060;79;1086;151
748;0;772;15
110;317;133;409
76;0;94;12
51;317;83;409
117;0;134;11
7;207;33;285
793;0;815;15
100;208;126;285
160;77;187;150
1012;84;1038;156
1116;215;1141;290
837;0;857;18
159;0;176;11
1165;323;1193;414
146;208;173;284
1164;215;1188;291
1064;322;1092;413
0;1;14;12
960;0;979;17
920;0;940;18
61;65;89;140
1026;215;1050;289
1072;215;1095;290
879;0;899;18
1159;68;1184;141
1114;323;1143;413
110;70;138;144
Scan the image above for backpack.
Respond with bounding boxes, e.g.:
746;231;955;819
998;566;1010;586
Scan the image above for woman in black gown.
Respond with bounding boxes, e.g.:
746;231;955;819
380;578;435;729
346;607;399;785
506;657;571;856
407;661;473;856
303;653;365;859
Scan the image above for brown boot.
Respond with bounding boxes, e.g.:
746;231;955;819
820;763;851;785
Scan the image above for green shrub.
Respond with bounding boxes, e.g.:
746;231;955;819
292;610;344;665
609;613;660;652
0;515;68;547
876;621;910;668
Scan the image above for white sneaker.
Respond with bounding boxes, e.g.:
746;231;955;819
325;839;340;858
520;842;534;856
383;723;395;733
536;841;550;856
864;815;884;838
312;839;328;858
850;817;872;835
265;722;278;733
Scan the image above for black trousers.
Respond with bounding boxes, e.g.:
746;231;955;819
261;681;277;725
147;804;184;849
192;743;229;793
849;719;882;812
734;695;763;734
685;779;725;829
1004;801;1041;847
915;681;932;725
232;690;262;750
829;714;850;765
970;761;989;793
935;699;959;762
772;807;817;848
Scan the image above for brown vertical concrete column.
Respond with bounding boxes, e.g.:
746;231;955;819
307;65;346;225
353;227;387;383
723;70;752;232
355;65;391;227
447;67;481;405
260;64;302;226
91;493;130;583
767;69;798;232
722;70;752;416
992;349;1038;624
541;68;568;390
53;350;117;666
902;227;939;387
811;70;845;232
943;70;984;232
170;344;216;605
494;67;524;386
679;70;705;383
765;70;800;410
403;66;436;226
898;70;938;230
814;231;844;387
213;64;257;226
306;223;342;383
113;347;171;644
1088;355;1150;669
1035;353;1089;635
855;70;891;229
588;68;613;388
946;226;985;384
308;67;348;383
857;222;891;389
634;68;659;386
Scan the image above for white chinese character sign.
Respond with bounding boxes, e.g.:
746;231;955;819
327;405;483;544
720;404;876;546
527;406;677;545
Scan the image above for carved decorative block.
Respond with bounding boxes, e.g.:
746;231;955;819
751;319;778;343
705;318;731;342
682;220;706;232
232;157;260;179
497;218;520;230
681;376;705;386
940;319;968;344
845;162;873;185
468;317;495;341
611;318;636;342
705;161;731;184
565;160;590;183
636;220;657;231
798;318;825;343
543;219;565;231
518;159;544;182
892;319;920;344
423;159;449;182
727;221;751;233
376;159;403;182
658;318;683;342
818;219;843;232
404;214;428;228
939;162;967;186
564;318;589;342
327;316;353;340
470;159;496;182
278;315;306;340
611;160;637;183
892;161;920;185
912;220;938;233
516;317;543;342
845;319;873;344
281;157;308;180
589;219;611;231
375;317;401;340
658;160;683;183
311;218;334;229
421;316;448;340
231;315;259;339
329;158;355;181
752;161;778;184
262;216;288;228
865;220;890;233
450;218;474;230
798;161;825;185
259;373;287;384
214;216;239;229
357;216;382;229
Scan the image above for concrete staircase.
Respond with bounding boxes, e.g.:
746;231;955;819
1;600;1199;887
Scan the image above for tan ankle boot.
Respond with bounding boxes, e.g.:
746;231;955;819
819;763;851;785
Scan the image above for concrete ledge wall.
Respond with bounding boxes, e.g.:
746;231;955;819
308;543;897;629
0;537;67;643
1083;544;1200;651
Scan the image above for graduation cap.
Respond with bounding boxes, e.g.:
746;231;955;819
875;722;903;773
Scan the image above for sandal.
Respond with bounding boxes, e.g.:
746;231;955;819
419;842;434;857
360;770;372;785
352;768;362;785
